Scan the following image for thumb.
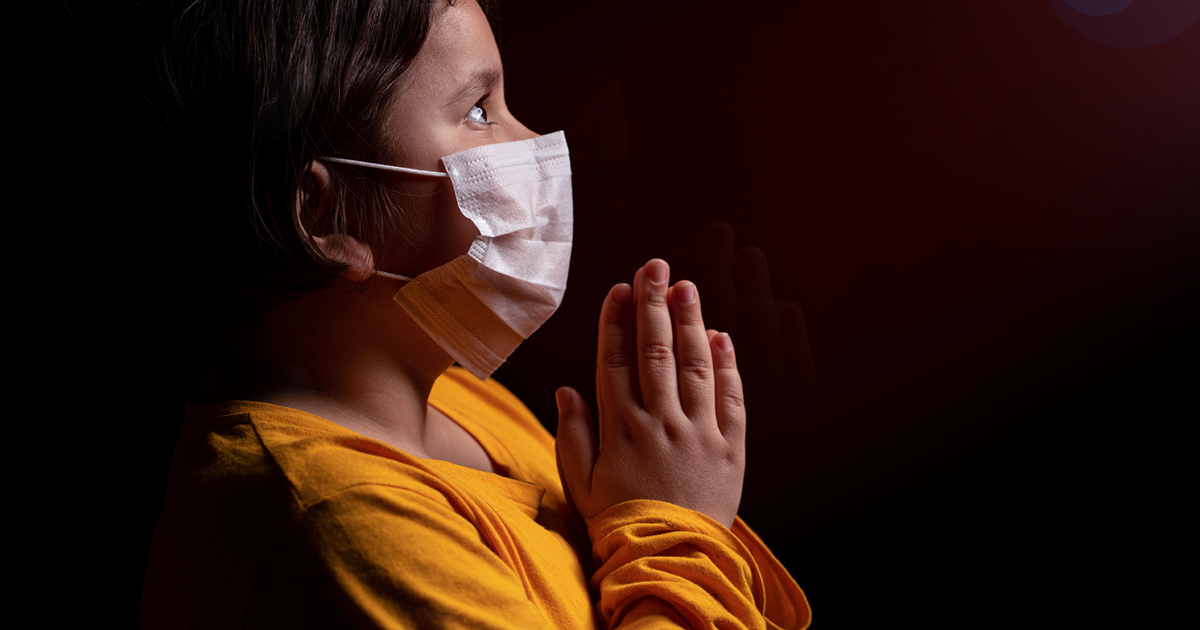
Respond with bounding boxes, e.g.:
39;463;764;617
554;386;596;512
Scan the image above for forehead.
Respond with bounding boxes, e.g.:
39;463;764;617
392;1;501;107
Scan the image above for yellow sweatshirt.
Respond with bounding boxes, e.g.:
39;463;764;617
142;368;810;629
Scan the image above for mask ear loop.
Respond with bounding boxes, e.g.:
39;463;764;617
320;156;450;178
373;270;414;282
319;156;450;282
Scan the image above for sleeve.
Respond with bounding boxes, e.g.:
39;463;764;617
246;484;555;630
589;501;811;630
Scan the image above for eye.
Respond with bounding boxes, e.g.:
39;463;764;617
466;97;491;125
466;105;488;123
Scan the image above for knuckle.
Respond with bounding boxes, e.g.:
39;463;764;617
603;349;634;370
650;416;694;446
676;306;705;328
721;389;747;412
640;341;676;365
640;290;669;309
716;362;743;381
660;420;683;443
678;358;713;384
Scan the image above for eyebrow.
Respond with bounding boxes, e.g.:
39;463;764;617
447;67;502;107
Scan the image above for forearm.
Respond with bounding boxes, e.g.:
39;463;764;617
590;501;808;630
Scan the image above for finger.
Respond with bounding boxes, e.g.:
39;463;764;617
597;282;637;409
670;281;715;420
710;332;747;442
635;259;681;415
555;387;597;513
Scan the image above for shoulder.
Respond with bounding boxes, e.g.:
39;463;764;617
149;395;557;628
183;400;465;511
248;481;551;629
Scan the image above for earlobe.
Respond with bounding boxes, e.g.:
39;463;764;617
297;160;375;282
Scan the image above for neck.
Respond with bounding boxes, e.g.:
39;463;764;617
196;276;454;458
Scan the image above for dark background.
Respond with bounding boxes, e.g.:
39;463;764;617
55;1;1196;627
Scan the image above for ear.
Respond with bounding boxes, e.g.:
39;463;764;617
297;160;375;282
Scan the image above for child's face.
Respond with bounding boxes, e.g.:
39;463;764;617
374;0;538;279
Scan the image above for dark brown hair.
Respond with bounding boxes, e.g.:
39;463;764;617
158;0;449;318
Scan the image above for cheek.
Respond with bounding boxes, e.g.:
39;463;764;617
430;184;479;264
387;183;478;276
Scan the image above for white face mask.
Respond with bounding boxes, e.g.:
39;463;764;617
323;131;572;380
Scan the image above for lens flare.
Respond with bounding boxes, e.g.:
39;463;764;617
1050;0;1199;47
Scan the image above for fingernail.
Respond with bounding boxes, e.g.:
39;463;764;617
647;259;668;283
716;333;733;352
677;282;696;304
555;388;572;413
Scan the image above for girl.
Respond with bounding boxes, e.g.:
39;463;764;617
142;1;810;627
